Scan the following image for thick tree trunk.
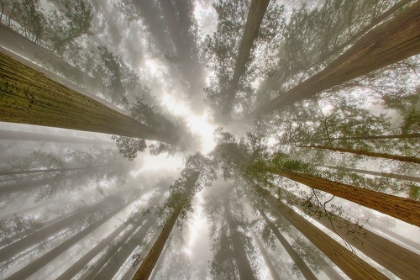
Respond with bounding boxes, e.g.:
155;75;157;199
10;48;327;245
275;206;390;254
258;209;316;280
0;196;114;262
246;2;420;119
0;129;113;145
319;165;420;183
299;144;420;164
269;168;420;227
378;226;420;252
257;187;388;280
276;186;420;280
55;220;128;280
92;218;156;280
225;200;256;280
223;0;271;115
0;52;175;144
5;195;139;280
149;234;172;280
250;229;281;280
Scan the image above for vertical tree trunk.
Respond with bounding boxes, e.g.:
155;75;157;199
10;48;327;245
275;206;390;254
5;195;139;280
225;200;257;280
269;168;420;227
250;229;281;280
148;234;172;280
319;165;420;183
0;129;113;145
277;186;420;280
55;220;128;280
297;145;420;164
0;196;115;262
0;52;174;144
258;209;317;280
256;186;388;280
92;218;156;280
246;2;420;119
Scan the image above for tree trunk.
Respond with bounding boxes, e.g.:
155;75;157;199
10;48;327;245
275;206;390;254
250;229;281;280
0;196;115;263
55;220;128;280
5;195;139;280
149;234;172;280
258;209;316;280
319;165;420;183
246;2;420;119
0;129;113;145
298;145;420;164
378;226;420;252
0;51;175;144
276;186;420;280
256;187;388;280
269;168;420;227
225;200;256;280
0;164;109;177
223;0;271;116
311;133;420;142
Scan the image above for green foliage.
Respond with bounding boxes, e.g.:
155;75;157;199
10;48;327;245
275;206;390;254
111;135;147;161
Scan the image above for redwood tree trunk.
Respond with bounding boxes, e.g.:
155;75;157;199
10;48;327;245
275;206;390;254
5;195;139;280
225;200;257;280
0;129;113;145
269;168;420;227
312;133;420;142
0;52;173;144
319;165;420;183
246;2;420;119
277;186;420;280
298;145;420;164
257;187;388;280
258;209;317;280
149;235;172;280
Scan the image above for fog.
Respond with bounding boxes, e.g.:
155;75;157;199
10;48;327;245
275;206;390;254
0;0;420;279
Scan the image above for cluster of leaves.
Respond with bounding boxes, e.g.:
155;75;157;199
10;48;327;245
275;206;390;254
111;135;146;161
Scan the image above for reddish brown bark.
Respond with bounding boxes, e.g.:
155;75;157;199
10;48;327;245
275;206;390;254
246;2;420;119
299;145;420;164
269;168;420;227
256;186;388;280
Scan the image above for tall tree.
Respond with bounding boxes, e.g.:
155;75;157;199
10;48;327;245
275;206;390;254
250;228;281;280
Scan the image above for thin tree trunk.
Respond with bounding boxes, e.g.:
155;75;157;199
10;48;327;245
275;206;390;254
0;129;113;145
258;209;316;280
225;200;257;280
223;0;271;115
245;2;420;119
92;218;156;280
319;165;420;183
250;229;281;280
269;167;420;227
0;52;175;144
5;195;139;280
55;220;128;280
298;144;420;164
256;186;388;280
276;186;420;280
378;226;420;252
311;133;420;142
0;164;109;177
0;196;115;262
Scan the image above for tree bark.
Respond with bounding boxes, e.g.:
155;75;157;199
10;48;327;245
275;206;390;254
0;129;113;145
250;228;282;280
55;220;128;280
225;200;257;280
0;196;115;263
258;209;317;280
245;2;420;119
298;144;420;164
319;165;420;183
149;234;172;280
311;133;420;142
256;187;388;280
378;226;420;252
5;195;139;280
269;168;420;227
276;186;420;280
0;51;175;144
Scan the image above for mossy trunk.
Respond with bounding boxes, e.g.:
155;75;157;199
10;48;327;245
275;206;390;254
278;186;420;280
258;209;317;280
270;168;420;227
257;187;388;280
320;165;420;183
299;145;420;164
0;52;170;143
246;2;420;119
